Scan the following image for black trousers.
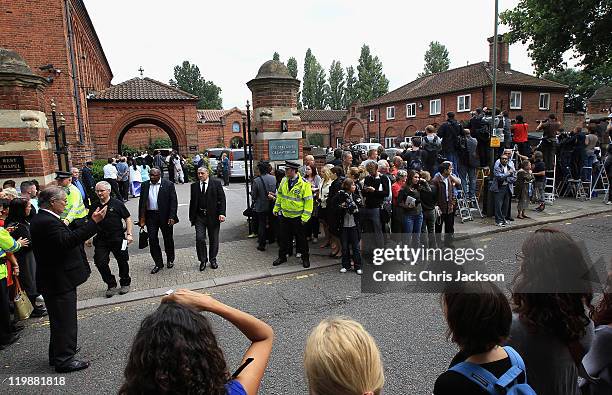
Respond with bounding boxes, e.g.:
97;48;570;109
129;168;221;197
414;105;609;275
278;216;309;259
93;238;130;288
146;210;175;267
69;217;90;269
0;276;10;341
435;211;455;234
104;178;121;199
168;166;175;183
256;211;273;248
45;288;78;367
194;212;220;264
119;180;129;201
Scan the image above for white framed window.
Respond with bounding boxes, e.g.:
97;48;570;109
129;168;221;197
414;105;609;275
457;94;471;112
406;103;416;118
336;137;343;147
539;93;550;110
386;106;395;120
430;99;441;115
384;137;395;148
510;91;522;109
369;138;378;143
369;109;375;122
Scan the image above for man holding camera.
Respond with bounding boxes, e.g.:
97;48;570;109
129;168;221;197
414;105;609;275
536;114;561;170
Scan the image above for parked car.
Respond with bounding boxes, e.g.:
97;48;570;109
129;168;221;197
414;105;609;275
351;143;383;154
206;148;229;175
229;147;252;178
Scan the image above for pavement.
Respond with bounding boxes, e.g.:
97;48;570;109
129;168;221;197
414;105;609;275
1;215;610;394
74;181;612;308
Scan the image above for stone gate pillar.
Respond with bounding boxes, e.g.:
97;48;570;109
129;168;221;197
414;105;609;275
247;60;302;167
0;48;56;186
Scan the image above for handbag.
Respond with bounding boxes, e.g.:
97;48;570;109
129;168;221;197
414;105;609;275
13;276;33;320
138;227;148;249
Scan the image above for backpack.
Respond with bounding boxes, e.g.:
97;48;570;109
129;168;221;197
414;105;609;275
408;151;424;171
422;135;441;155
449;346;536;395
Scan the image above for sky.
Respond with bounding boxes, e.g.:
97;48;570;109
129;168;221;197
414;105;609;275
83;0;535;109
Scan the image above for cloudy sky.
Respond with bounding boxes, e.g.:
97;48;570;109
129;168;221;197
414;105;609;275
84;0;534;109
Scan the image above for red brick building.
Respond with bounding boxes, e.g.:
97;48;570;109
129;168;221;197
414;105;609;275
342;36;568;148
587;86;612;116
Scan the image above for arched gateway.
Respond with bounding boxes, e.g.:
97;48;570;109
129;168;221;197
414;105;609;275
87;77;199;158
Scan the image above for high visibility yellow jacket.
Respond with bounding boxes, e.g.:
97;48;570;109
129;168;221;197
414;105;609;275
273;174;313;223
61;184;87;224
0;227;20;280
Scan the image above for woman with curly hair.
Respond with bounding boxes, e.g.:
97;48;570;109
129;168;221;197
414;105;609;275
508;228;594;395
119;289;273;395
582;269;612;394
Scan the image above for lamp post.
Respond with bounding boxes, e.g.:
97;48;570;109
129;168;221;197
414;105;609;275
243;100;253;235
490;0;499;176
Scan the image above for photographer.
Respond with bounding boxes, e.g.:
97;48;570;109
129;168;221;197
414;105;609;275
334;178;363;274
557;129;575;179
469;108;491;167
536;114;561;170
398;170;430;248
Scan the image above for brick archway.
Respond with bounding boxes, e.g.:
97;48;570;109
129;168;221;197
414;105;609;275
113;112;185;154
343;118;366;142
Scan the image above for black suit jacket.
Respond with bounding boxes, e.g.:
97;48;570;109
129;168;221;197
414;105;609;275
31;210;98;296
138;179;179;224
81;166;95;190
189;178;226;225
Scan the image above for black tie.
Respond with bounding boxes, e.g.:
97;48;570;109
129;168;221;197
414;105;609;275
202;182;207;195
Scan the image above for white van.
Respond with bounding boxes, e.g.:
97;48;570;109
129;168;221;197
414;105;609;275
229;147;252;178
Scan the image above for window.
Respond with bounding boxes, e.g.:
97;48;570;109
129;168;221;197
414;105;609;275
386;106;395;120
369;138;378;143
430;99;441;115
457;94;471;112
369;109;375;122
539;93;550;110
232;121;241;133
384;137;395;148
510;91;522;109
336;137;343;147
406;103;416;118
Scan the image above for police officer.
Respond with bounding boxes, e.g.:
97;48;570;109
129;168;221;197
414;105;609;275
86;181;133;298
55;171;88;228
272;161;313;268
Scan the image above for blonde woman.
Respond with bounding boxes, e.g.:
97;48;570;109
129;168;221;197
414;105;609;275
304;317;384;395
318;164;334;248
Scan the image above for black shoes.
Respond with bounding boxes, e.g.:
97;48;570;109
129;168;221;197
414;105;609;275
55;359;89;373
151;266;162;274
30;307;48;318
505;217;514;222
166;262;174;269
199;261;207;271
0;334;20;349
273;257;287;266
302;257;311;268
210;261;218;269
257;245;266;251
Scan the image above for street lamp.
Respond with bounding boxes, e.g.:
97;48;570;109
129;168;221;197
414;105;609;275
243;100;254;235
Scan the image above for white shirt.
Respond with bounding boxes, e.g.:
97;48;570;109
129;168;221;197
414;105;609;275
103;163;117;179
442;175;450;199
148;182;160;210
41;208;61;220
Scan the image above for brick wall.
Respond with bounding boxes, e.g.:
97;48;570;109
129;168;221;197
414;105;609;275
1;0;113;168
121;125;169;149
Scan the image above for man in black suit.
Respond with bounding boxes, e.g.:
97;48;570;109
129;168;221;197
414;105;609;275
189;167;226;271
81;161;96;204
138;167;179;274
30;186;107;373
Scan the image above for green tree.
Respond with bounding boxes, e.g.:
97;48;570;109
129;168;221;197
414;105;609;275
500;0;611;78
287;56;302;109
356;45;389;103
327;60;346;109
169;61;222;109
343;66;358;108
418;41;450;77
302;49;328;109
543;68;605;113
273;52;280;61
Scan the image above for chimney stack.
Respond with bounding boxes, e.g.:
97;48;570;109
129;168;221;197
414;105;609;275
488;34;510;72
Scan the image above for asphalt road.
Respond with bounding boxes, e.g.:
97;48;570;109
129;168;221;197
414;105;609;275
2;215;610;394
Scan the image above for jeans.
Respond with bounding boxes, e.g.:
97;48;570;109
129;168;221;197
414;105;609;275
458;165;477;198
403;213;423;247
360;207;384;249
582;154;596;181
494;185;511;224
444;152;459;176
341;226;362;270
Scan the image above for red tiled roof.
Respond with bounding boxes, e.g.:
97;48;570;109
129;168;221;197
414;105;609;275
91;77;198;101
589;86;612;101
300;109;346;122
365;62;568;107
197;107;246;123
